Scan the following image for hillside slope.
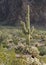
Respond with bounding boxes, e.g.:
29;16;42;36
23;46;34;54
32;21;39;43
0;0;46;27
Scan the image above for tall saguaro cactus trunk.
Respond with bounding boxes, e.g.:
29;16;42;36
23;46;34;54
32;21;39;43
27;5;30;30
28;5;30;45
26;5;30;45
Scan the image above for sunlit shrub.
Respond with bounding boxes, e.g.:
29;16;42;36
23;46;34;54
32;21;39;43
30;46;40;57
0;46;27;65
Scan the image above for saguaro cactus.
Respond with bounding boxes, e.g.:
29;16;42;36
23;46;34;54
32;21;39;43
21;5;30;45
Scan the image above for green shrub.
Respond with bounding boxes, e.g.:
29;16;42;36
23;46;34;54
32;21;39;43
38;46;46;56
0;47;27;65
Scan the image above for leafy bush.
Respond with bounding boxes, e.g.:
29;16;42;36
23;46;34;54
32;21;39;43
38;46;46;56
0;47;27;65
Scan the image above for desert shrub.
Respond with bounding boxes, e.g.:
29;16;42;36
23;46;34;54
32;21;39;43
12;34;21;45
29;46;40;57
0;31;13;43
0;46;27;65
40;56;46;63
13;58;27;65
13;38;19;45
26;55;42;65
32;57;41;65
33;34;41;39
0;31;4;42
38;47;46;56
